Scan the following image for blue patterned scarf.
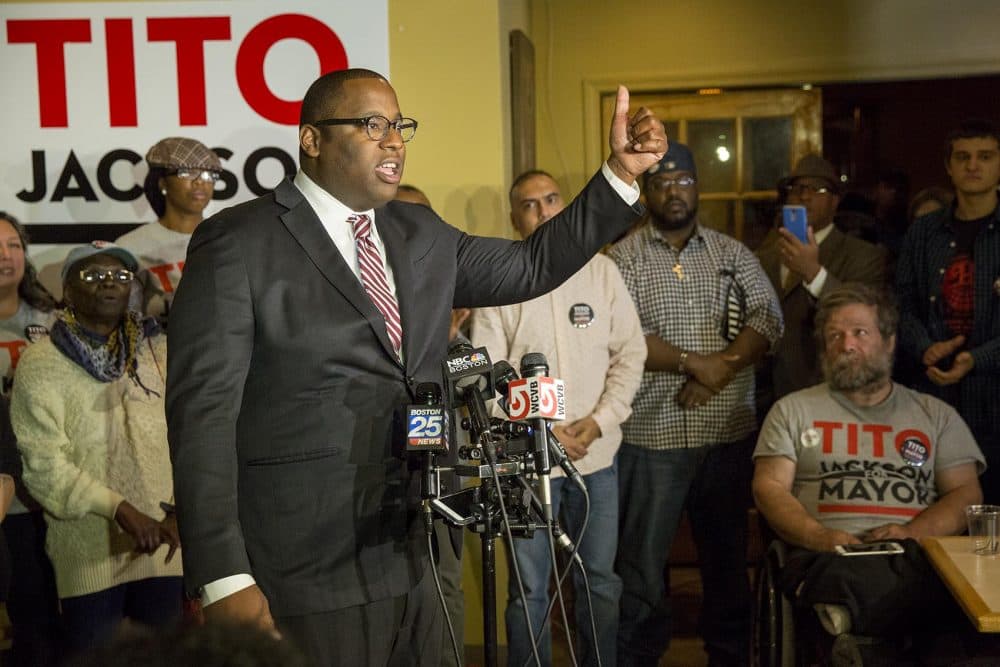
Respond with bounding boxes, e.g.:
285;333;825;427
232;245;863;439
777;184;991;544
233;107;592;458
50;309;161;396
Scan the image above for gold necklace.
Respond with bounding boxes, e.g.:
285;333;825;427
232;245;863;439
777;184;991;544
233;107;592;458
672;263;684;280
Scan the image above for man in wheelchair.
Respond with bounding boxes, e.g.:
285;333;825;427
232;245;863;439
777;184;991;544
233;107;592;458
752;283;986;664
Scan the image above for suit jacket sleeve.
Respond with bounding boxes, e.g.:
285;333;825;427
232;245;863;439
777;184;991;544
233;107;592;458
166;218;256;593
453;171;642;309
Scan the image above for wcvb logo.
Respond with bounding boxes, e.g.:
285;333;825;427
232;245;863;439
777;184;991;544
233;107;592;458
507;377;563;421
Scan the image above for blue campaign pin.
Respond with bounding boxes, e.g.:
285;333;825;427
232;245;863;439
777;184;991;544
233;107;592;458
899;437;929;467
569;303;595;328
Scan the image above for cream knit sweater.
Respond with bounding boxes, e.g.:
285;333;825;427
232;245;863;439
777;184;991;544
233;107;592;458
10;334;182;598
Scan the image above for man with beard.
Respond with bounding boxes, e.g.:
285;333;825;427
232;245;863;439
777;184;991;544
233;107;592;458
752;283;984;658
609;143;783;667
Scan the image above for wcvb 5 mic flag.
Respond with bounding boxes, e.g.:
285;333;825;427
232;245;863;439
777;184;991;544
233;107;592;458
507;376;567;422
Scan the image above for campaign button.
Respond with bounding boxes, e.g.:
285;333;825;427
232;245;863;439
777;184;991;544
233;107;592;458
569;303;595;328
899;437;929;467
800;427;821;449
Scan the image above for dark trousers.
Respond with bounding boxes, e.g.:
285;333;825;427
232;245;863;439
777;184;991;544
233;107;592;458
616;439;753;667
60;576;184;653
4;511;63;667
276;565;444;667
434;520;465;667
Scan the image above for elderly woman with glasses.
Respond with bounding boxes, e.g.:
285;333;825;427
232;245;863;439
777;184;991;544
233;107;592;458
116;136;223;322
10;241;181;654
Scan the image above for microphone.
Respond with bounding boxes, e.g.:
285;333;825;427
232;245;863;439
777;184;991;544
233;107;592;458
494;359;585;489
403;382;448;536
442;340;494;444
546;430;586;491
511;353;567;525
492;360;519;416
404;382;449;454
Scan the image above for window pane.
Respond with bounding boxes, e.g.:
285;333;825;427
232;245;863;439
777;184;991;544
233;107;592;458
744;117;792;192
697;199;734;237
688;119;736;193
663;120;679;146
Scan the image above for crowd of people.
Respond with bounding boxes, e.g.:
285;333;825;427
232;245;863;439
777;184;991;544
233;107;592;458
0;65;996;667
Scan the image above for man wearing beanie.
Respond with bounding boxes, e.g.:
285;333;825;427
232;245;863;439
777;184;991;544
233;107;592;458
608;143;782;666
116;137;222;321
756;154;886;408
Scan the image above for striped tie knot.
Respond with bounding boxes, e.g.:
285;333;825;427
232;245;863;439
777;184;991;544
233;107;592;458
349;213;372;240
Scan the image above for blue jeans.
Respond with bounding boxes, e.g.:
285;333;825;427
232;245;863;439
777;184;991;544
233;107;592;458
60;576;183;653
615;440;753;667
506;464;622;667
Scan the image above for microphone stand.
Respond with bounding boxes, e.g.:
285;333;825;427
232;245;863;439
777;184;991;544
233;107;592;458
460;385;508;667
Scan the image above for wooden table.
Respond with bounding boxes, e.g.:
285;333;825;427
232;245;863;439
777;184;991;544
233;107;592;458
924;536;1000;632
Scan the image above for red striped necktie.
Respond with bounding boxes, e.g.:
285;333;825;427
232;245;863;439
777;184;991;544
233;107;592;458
349;214;402;356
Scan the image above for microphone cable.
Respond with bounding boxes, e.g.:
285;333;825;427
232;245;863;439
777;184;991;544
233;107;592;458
481;429;543;667
517;474;598;667
426;528;462;667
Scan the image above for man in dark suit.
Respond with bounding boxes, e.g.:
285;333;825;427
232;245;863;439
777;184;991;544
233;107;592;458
756;154;886;408
165;68;666;666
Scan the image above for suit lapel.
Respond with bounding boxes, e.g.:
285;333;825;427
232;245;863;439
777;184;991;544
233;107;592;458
818;226;846;273
275;180;401;364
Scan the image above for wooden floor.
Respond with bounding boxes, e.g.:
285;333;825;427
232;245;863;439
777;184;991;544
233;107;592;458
466;566;708;666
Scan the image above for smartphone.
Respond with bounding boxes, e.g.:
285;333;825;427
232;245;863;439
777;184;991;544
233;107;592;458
782;205;809;243
834;541;904;556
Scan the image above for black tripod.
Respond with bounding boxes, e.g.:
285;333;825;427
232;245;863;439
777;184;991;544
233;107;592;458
425;419;539;667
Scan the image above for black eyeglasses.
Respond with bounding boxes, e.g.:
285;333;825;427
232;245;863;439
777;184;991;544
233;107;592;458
646;176;697;192
311;115;418;143
79;268;134;284
783;183;832;197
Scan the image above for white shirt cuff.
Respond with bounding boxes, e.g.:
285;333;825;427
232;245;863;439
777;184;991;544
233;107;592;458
200;573;257;606
805;266;828;298
601;161;641;205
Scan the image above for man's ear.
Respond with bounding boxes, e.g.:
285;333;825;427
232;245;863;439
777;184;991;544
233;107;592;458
299;125;321;158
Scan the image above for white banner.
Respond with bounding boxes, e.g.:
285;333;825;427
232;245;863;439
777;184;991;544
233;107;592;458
1;1;389;226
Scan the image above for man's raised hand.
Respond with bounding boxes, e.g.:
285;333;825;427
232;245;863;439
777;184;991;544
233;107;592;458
607;86;667;184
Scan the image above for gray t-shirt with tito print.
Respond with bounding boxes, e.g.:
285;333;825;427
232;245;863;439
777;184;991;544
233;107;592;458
754;382;986;536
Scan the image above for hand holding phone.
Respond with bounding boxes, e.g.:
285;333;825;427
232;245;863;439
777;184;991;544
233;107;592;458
782;205;809;244
834;540;904;556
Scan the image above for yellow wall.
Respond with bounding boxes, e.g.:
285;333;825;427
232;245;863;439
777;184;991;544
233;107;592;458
530;0;1000;195
389;1;530;239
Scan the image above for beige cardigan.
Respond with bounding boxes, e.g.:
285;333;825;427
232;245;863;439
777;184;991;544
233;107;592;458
10;334;182;598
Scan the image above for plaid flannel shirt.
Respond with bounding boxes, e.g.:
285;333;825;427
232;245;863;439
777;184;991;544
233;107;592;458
609;223;783;449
